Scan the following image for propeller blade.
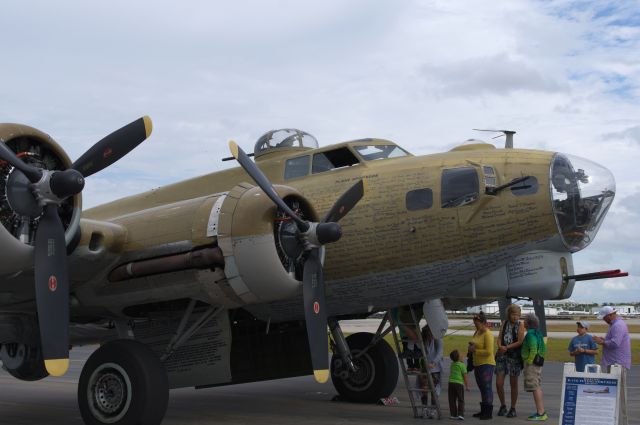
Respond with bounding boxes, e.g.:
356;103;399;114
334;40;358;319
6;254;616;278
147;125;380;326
229;141;309;232
0;142;42;182
302;248;329;383
532;299;547;339
72;116;153;178
34;204;70;376
322;180;365;223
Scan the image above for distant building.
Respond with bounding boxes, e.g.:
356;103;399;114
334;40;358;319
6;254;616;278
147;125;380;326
521;306;559;316
591;305;638;315
467;302;500;315
466;302;559;316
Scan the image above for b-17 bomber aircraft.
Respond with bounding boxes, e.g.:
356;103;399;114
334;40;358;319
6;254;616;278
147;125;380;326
0;117;622;424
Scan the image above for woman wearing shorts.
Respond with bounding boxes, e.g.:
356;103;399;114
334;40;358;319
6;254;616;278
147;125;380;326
495;304;525;417
521;313;548;421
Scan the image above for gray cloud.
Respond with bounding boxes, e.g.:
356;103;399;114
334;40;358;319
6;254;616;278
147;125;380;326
618;191;640;214
603;125;640;143
420;54;568;97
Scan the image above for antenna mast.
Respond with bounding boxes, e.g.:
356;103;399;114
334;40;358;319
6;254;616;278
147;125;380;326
472;129;517;149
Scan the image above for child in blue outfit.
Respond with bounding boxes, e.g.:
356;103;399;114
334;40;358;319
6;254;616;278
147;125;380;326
567;321;598;372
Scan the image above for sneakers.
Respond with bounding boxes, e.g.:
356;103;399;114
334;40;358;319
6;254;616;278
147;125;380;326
506;407;517;418
458;416;464;420
527;412;548;421
497;405;508;416
449;416;464;421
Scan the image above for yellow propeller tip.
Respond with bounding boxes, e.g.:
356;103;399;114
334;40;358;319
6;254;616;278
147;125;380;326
142;116;153;139
313;369;329;383
229;140;239;159
45;359;69;377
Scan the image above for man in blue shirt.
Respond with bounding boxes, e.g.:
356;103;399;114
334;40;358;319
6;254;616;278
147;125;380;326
567;321;598;372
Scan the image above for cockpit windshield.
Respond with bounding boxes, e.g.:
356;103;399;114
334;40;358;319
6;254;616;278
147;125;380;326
353;144;409;161
550;153;615;252
254;129;318;157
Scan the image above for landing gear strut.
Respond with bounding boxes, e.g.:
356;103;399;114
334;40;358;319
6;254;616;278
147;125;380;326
78;339;169;425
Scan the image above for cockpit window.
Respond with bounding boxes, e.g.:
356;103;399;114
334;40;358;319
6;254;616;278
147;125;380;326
353;145;409;161
254;129;318;157
312;147;360;174
551;153;615;251
284;155;310;180
441;167;479;208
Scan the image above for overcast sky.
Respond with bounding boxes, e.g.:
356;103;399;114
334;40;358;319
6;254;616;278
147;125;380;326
1;1;638;303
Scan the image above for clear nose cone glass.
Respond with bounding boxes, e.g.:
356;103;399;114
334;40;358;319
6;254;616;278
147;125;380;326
550;153;616;252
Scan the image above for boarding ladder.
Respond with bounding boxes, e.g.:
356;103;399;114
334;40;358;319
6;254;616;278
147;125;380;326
387;308;442;420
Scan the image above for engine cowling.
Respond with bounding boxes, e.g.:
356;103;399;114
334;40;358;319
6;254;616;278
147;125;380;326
0;124;81;276
215;182;317;304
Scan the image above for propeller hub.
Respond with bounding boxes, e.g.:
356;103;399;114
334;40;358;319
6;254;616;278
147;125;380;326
50;169;85;199
316;222;342;245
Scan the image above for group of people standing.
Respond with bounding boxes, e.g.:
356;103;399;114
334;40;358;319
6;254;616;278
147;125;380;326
466;305;548;421
397;303;631;423
465;304;631;423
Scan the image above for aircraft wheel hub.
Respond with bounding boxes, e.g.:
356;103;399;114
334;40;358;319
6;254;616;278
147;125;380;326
88;363;132;422
0;343;26;369
343;350;375;391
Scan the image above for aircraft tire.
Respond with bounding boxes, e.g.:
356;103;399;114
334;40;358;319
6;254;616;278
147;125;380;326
78;339;169;425
0;342;49;381
330;332;398;403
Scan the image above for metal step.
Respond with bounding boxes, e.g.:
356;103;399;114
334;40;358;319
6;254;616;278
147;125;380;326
387;308;442;420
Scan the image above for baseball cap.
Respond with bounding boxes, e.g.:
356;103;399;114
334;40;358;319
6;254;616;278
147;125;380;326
597;306;616;319
576;320;590;329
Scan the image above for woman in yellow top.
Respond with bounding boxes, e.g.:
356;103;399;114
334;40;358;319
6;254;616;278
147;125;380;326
468;312;496;420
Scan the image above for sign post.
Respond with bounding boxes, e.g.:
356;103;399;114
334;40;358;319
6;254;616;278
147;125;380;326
559;363;622;425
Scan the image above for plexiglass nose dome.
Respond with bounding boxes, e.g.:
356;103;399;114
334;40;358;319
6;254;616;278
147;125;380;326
550;153;615;252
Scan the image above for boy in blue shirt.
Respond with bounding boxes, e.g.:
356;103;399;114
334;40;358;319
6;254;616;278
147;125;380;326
568;321;598;372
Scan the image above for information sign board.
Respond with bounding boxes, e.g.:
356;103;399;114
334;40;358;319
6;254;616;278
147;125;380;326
559;363;622;425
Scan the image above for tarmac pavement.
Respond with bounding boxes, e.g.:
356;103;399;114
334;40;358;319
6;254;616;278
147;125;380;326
0;345;638;424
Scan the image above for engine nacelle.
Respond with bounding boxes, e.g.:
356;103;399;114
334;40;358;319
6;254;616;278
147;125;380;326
88;182;316;315
215;183;317;304
0;124;81;276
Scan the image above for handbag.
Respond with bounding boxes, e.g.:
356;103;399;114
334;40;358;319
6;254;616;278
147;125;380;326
533;353;544;366
466;351;475;372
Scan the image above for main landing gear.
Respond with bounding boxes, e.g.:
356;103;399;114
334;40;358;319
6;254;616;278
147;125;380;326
330;327;398;403
77;339;169;425
0;342;49;381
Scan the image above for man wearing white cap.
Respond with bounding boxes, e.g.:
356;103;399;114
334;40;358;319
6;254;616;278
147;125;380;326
593;306;630;425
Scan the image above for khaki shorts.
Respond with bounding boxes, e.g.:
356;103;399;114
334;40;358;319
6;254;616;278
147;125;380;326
523;363;542;392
